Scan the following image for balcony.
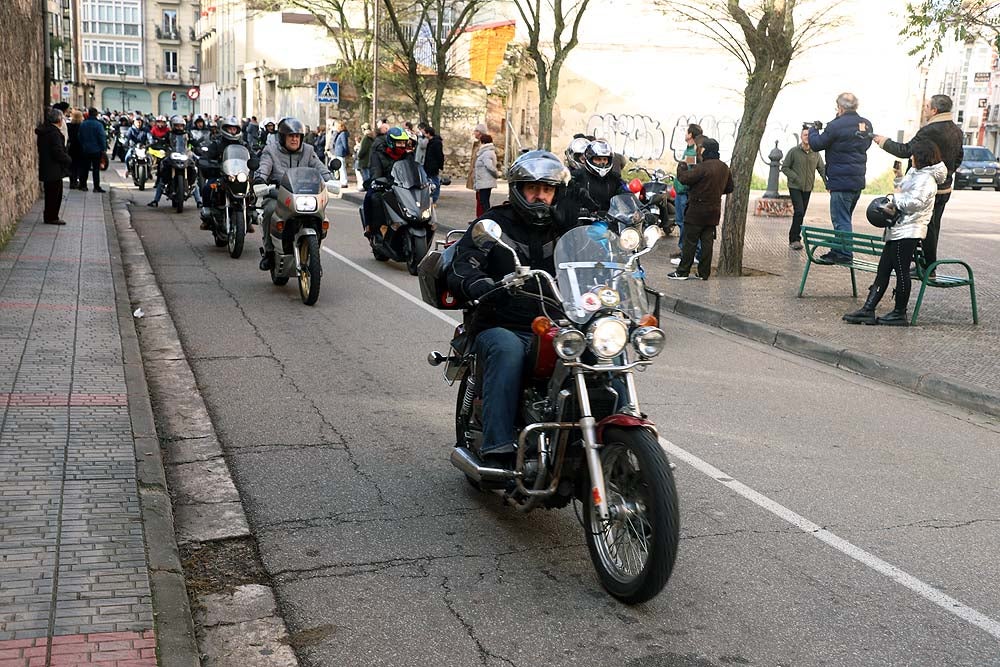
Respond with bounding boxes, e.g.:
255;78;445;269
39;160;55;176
155;25;181;42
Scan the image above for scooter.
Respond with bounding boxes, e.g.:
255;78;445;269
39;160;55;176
359;159;435;275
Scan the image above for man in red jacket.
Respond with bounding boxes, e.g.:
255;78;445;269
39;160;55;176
668;137;733;281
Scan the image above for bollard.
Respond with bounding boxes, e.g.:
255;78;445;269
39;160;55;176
762;140;783;199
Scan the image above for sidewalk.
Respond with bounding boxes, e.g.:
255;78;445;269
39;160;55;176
0;188;193;664
386;184;1000;418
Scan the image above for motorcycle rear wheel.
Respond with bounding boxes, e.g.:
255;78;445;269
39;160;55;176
583;426;679;605
298;235;321;305
228;210;245;258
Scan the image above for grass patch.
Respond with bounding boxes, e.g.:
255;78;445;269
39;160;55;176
0;221;17;252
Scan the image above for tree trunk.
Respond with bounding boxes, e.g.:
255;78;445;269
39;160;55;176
717;66;787;275
431;82;444;131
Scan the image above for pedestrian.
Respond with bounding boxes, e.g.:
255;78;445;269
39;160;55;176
304;124;316;146
333;120;350;187
423;125;445;207
806;92;874;263
873;94;963;279
667;137;733;281
473;133;498;217
53;101;70;145
842;140;945;326
781;127;827;250
414;121;429;165
36;108;72;225
357;123;375;191
467;122;487;192
67;109;85;189
670;123;703;265
313;125;326;162
244;115;260;146
77;108;108;193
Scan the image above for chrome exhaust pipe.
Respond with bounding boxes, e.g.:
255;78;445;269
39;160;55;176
450;447;517;482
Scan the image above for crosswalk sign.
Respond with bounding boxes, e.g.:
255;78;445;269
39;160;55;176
316;81;339;104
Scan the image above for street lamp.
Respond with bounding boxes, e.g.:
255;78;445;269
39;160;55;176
118;68;127;113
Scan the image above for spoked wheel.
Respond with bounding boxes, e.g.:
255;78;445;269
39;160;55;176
584;426;679;605
407;233;428;276
297;235;322;305
173;173;185;213
228;210;246;258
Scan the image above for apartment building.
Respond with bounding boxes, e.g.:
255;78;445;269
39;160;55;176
46;0;81;106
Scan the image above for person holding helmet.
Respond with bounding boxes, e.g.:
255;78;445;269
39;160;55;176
842;139;946;326
197;115;256;231
254;117;332;271
361;127;415;239
446;150;578;465
148;115;203;208
568;138;625;214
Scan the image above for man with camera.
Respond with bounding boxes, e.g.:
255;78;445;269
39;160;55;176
807;92;874;263
872;94;963;278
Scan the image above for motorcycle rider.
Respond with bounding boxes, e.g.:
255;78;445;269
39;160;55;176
189;115;211;149
564;135;590;171
255;118;278;154
124;117;151;170
568;139;625;214
147;115;204;209
446;150;576;464
198;115;256;232
361;126;414;240
254;117;332;271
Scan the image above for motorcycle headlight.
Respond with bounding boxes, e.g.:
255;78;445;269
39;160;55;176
619;227;642;251
135;149;146;158
421;208;432;220
237;172;248;183
295;195;318;212
632;326;665;358
588;317;629;359
552;328;586;360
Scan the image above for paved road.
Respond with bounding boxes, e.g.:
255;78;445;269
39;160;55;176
119;185;1000;667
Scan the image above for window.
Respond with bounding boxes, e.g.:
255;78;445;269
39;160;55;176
163;9;177;33
164;50;178;75
82;38;142;77
81;0;141;37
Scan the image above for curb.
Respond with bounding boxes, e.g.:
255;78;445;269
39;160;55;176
666;297;1000;419
109;188;302;667
103;195;200;667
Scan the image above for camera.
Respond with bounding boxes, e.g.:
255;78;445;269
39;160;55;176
803;120;823;131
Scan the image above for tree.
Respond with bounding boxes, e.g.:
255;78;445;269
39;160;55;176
657;0;840;276
513;0;593;150
901;1;1000;63
380;0;487;129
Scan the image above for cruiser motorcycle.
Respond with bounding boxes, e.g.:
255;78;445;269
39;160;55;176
422;220;679;604
199;144;255;258
253;159;341;306
360;160;434;275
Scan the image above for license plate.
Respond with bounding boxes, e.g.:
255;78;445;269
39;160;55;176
649;206;659;215
977;178;992;183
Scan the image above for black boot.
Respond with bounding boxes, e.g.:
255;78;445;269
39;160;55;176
258;248;274;271
842;285;880;325
876;309;909;326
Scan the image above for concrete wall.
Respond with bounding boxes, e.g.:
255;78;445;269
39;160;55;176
0;0;44;242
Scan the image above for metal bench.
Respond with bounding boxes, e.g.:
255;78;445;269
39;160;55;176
798;226;978;325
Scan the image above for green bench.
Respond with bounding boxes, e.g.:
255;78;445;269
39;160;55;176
799;226;978;325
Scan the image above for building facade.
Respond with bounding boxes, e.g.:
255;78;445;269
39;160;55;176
46;0;83;106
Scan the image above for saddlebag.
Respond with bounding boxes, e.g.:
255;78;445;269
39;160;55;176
417;238;463;310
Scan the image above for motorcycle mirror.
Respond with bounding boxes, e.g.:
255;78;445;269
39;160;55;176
247;157;260;171
653;168;666;180
470;220;503;250
328;158;342;172
643;225;665;248
628;178;643;194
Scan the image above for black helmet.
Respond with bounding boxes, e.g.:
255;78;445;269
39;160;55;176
277;117;305;151
170;115;186;134
866;196;900;228
220;115;241;142
507;150;571;225
583;139;614;177
565;137;589;171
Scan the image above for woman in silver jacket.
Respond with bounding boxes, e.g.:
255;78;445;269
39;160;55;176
843;140;947;326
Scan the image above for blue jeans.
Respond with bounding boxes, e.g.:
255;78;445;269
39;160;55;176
428;175;441;203
474;328;533;453
829;190;861;258
674;192;700;261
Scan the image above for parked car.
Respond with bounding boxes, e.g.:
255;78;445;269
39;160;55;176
954;145;999;190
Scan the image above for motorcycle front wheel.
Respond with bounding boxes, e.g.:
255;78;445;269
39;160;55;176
297;235;321;305
136;165;147;191
173;173;185;213
584;426;679;605
227;209;245;258
407;233;428;276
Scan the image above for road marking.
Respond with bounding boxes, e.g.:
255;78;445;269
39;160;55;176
660;436;1000;640
326;241;1000;641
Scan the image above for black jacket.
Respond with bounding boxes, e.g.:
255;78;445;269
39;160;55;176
568;168;624;213
881;113;964;194
447;204;577;334
368;135;397;181
36;123;71;183
423;135;445;176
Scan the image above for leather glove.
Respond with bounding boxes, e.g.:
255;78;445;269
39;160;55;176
466;277;497;302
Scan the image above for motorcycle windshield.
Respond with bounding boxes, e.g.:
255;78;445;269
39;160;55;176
606;193;644;227
221;145;250;176
554;224;650;324
393;183;431;218
390;160;428;190
172;135;187;154
280;167;323;194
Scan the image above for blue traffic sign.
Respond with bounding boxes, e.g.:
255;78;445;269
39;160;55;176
316;81;339;104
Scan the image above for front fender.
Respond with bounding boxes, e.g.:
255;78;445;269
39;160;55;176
409;226;428;237
596;414;657;442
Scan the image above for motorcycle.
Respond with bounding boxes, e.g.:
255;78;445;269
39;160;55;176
359;160;434;275
127;143;150;191
422;220;680;604
113;125;129;162
161;134;198;213
199;144;256;258
253;159;341;305
627;165;676;235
